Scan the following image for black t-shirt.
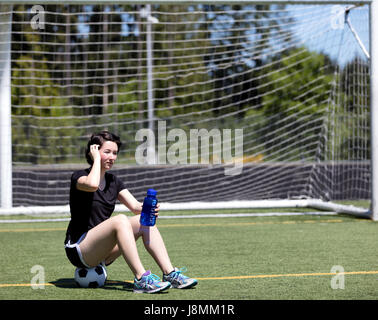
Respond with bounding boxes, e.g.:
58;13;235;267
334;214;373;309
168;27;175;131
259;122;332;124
64;168;127;244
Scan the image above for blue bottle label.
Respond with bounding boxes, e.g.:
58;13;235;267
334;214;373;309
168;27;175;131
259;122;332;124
140;194;158;226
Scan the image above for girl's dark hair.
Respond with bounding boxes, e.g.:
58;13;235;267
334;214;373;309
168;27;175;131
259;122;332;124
85;131;122;165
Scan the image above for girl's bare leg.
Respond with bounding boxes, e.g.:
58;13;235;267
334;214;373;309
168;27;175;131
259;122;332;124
128;215;174;275
79;214;146;279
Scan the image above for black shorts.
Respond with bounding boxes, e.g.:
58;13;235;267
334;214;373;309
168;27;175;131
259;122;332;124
64;233;115;268
64;233;90;269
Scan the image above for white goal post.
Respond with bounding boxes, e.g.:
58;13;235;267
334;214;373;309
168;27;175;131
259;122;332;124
0;0;377;219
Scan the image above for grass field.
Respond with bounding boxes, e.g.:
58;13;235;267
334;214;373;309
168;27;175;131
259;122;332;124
0;207;377;301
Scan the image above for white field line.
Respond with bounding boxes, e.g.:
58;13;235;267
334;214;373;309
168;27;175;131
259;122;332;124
0;211;337;223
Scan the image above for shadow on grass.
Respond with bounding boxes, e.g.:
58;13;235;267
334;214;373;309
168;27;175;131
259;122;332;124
50;278;133;290
49;278;168;294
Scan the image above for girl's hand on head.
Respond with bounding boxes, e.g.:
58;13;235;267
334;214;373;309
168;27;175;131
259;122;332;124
90;144;101;162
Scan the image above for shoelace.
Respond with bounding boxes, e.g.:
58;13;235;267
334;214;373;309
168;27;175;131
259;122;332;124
171;267;188;280
144;273;161;285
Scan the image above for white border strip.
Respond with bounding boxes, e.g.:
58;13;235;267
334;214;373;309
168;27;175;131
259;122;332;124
0;218;70;223
0;200;369;219
0;211;337;223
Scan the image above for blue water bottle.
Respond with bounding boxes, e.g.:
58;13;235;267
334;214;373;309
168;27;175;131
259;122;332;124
140;189;158;226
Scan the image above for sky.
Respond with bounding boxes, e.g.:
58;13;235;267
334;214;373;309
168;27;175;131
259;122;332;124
74;3;370;68
290;4;370;66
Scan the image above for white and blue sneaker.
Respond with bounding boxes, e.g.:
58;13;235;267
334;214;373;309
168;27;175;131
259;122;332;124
133;270;171;294
163;267;198;289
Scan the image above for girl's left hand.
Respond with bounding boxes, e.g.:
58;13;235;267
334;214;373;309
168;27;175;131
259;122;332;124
154;203;160;217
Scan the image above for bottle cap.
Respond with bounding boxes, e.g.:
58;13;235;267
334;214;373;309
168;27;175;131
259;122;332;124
147;188;157;196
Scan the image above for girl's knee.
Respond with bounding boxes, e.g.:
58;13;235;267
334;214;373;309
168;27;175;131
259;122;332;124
113;214;132;230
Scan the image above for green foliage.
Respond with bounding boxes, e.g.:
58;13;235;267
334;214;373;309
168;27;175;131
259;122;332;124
259;47;336;161
10;5;369;164
334;58;371;161
12;52;74;164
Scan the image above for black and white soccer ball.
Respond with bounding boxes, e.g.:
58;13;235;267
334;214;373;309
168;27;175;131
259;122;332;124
74;265;107;288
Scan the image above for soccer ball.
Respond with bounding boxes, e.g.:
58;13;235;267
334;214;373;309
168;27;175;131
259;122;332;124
74;265;107;288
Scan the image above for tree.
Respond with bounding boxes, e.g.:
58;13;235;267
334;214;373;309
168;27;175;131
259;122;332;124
259;47;335;161
335;57;370;160
200;4;293;120
11;5;77;164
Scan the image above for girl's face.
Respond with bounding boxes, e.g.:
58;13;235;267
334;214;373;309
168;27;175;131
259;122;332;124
99;141;118;170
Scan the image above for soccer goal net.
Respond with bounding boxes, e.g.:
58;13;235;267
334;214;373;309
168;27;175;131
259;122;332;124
0;1;375;218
